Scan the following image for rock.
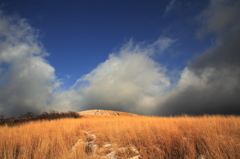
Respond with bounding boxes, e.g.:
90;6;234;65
95;110;100;114
78;109;139;116
103;111;109;115
71;139;83;151
129;146;139;154
198;155;206;159
76;129;141;159
128;155;142;159
105;146;139;159
106;151;117;159
103;144;112;148
83;130;97;141
89;134;97;141
85;141;98;153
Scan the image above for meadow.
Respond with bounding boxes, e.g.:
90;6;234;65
0;113;239;159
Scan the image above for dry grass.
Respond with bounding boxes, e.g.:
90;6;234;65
0;114;240;159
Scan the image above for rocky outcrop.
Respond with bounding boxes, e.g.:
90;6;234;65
79;110;119;116
71;130;142;159
78;109;139;117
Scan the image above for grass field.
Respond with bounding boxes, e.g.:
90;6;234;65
0;114;240;159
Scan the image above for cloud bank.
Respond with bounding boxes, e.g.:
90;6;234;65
0;10;175;116
0;11;59;116
51;39;173;115
155;0;240;115
0;0;240;116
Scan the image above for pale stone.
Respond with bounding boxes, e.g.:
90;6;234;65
128;155;142;159
198;155;207;159
104;144;112;148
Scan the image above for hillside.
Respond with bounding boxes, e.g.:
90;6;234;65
0;111;240;159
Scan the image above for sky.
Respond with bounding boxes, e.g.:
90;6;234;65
0;0;240;117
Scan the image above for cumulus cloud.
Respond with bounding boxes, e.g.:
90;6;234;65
155;0;240;115
0;11;59;116
52;40;173;115
0;9;176;116
1;0;239;117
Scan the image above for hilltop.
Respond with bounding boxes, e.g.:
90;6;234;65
78;109;139;117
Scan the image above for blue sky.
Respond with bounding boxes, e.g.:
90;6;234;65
1;0;209;86
0;0;240;116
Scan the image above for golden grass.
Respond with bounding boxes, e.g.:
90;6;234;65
0;115;240;159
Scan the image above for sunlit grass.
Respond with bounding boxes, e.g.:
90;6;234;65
0;115;240;159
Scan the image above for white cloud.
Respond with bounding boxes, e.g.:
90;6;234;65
0;9;177;116
52;39;173;115
0;10;59;116
2;0;239;117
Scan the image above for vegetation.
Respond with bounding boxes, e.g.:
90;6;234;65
0;110;81;126
0;113;239;159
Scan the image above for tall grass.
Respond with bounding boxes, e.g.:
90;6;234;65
0;115;239;159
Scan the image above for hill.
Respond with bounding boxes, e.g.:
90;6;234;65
78;109;139;117
0;111;240;159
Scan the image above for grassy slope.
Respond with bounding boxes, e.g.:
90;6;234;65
0;114;240;159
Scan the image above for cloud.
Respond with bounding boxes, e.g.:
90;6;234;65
0;9;176;116
0;10;59;116
155;0;240;115
51;40;173;115
197;0;240;38
151;37;176;53
1;0;239;117
165;0;177;14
